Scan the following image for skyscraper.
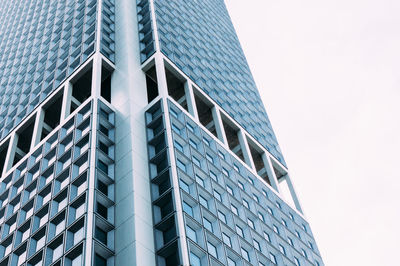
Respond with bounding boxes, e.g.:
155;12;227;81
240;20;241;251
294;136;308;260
0;0;323;265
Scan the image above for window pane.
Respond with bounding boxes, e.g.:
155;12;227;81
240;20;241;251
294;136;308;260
241;248;250;261
190;252;201;266
72;254;82;266
199;196;208;207
204;218;213;232
95;254;107;266
207;242;218;258
222;233;231;247
227;257;236;266
269;253;277;264
180;180;190;193
183;202;193;216
186;226;197;242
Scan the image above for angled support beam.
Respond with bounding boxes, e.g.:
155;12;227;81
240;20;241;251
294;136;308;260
262;154;281;193
238;130;255;169
212;107;228;144
30;110;44;150
185;81;198;119
61;84;72;121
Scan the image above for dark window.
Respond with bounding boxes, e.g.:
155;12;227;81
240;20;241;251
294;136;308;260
99;142;109;154
163;226;176;243
160;201;174;218
95;254;107;266
100;125;109;136
95;227;108;245
98;160;108;174
101;66;112;103
71;67;92;113
97;180;108;196
145;66;158;103
97;203;108;219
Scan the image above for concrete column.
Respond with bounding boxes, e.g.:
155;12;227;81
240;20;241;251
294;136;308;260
154;53;169;97
185;80;198;119
212;107;228;144
91;53;103;99
238;130;255;169
2;133;17;176
112;0;157;265
30;109;45;150
61;84;72;121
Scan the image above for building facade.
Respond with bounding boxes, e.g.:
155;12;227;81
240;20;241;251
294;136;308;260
0;0;323;266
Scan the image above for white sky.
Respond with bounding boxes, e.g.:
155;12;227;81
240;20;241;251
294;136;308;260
226;0;400;265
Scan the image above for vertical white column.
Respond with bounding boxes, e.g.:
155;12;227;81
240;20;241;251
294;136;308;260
95;0;103;53
184;80;198;119
212;107;228;144
2;133;17;176
113;0;156;264
30;109;44;150
85;0;103;261
238;130;255;169
92;53;103;99
154;54;168;97
161;96;191;266
61;84;72;121
153;49;191;266
149;0;161;52
84;55;103;266
85;98;98;266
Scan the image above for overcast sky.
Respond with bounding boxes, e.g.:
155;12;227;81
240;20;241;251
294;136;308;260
226;0;400;265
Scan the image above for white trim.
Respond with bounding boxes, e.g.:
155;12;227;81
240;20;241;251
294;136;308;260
148;0;161;52
154;51;190;265
95;0;104;53
92;53;103;98
161;97;191;266
100;52;116;69
154;53;169;97
85;98;98;266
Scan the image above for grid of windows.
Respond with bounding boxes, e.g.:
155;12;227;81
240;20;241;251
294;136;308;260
0;0;99;140
101;0;116;62
153;0;286;166
167;100;323;265
0;99;116;266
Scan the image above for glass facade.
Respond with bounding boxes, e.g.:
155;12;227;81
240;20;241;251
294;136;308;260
0;0;114;141
152;0;285;166
0;0;97;139
0;0;322;265
0;99;116;266
145;100;323;265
